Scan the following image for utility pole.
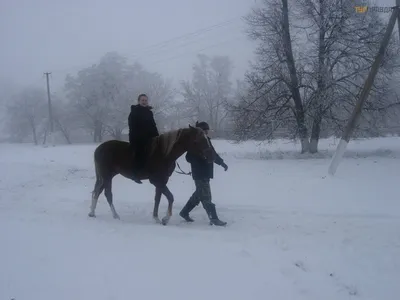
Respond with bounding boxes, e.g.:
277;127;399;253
397;0;400;41
44;72;54;145
328;3;400;176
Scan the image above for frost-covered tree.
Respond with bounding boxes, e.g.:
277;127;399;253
65;52;175;142
5;87;47;144
50;99;83;144
181;54;234;136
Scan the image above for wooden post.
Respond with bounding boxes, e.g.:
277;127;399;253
328;5;400;176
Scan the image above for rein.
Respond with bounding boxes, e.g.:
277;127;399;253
175;162;191;176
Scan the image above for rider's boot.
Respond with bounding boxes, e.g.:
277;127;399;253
131;175;142;184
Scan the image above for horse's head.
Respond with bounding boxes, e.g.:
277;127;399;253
186;124;214;163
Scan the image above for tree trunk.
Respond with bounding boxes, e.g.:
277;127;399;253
309;116;322;153
114;128;122;140
299;125;310;153
93;120;102;143
42;127;47;145
55;119;72;144
60;125;72;144
309;0;326;154
93;126;97;143
31;124;38;145
281;0;309;153
98;126;103;142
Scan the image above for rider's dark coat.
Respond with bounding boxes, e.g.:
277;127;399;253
128;104;159;145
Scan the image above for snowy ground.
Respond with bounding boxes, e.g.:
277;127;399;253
1;137;399;300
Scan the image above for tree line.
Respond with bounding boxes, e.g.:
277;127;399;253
2;0;400;153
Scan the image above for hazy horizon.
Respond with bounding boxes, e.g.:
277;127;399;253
0;0;397;94
0;0;257;94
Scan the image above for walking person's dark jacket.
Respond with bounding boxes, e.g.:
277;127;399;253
185;137;227;180
181;125;228;226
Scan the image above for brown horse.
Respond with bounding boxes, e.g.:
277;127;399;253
88;125;214;225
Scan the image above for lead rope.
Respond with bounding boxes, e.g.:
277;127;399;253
175;162;191;176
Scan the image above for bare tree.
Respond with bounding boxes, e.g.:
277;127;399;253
5;87;47;144
181;54;233;136
65;63;107;143
231;0;309;151
65;52;175;142
51;99;84;144
231;0;400;153
294;0;400;152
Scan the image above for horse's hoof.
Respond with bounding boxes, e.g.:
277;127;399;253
161;216;170;225
154;217;161;224
88;212;96;218
113;214;120;220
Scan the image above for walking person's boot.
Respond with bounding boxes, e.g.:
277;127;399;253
203;202;227;226
179;200;198;222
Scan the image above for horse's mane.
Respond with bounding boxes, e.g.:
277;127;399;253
151;128;184;158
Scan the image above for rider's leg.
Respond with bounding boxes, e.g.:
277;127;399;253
129;142;142;184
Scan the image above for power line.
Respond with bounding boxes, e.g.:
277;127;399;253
50;15;245;75
128;25;244;61
146;35;247;67
126;16;243;57
125;25;245;62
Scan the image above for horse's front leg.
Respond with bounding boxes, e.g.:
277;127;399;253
161;185;174;225
153;186;162;224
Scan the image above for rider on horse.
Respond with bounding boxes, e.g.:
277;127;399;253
128;93;159;183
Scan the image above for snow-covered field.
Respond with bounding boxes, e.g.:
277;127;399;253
1;137;399;300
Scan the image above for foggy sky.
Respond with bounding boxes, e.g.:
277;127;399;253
0;0;397;94
0;0;256;93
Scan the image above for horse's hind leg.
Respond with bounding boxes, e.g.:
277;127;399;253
89;178;104;218
152;187;162;224
161;186;174;225
104;177;120;220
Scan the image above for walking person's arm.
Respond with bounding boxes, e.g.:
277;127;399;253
210;141;228;171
